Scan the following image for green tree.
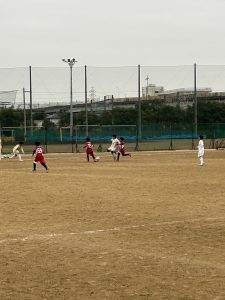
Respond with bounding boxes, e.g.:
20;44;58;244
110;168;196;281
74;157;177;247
42;118;56;128
0;108;23;127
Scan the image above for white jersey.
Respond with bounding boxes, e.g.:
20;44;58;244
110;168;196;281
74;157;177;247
12;144;24;154
108;138;120;152
198;140;204;157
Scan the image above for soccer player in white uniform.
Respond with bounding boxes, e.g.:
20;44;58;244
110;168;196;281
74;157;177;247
107;134;120;160
9;142;25;161
198;135;204;166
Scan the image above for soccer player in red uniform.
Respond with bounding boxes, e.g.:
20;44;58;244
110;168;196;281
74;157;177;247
32;141;48;172
83;137;96;162
117;137;131;161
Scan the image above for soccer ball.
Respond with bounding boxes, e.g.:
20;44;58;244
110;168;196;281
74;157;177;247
95;156;100;161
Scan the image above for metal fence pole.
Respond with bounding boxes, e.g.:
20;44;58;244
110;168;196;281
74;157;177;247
29;66;33;136
169;123;173;150
75;126;78;153
23;88;27;141
72;126;74;153
138;64;142;140
44;127;48;153
85;65;88;137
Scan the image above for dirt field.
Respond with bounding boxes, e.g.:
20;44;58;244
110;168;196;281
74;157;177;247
1;150;225;300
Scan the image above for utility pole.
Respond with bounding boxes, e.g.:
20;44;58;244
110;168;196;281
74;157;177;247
145;75;149;100
62;58;78;137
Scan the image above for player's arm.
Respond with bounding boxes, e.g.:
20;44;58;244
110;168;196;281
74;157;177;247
21;147;25;154
32;149;36;156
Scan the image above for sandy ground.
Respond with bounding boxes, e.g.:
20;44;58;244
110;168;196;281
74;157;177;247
1;150;225;300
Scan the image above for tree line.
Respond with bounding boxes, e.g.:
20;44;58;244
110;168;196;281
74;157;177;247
0;100;225;127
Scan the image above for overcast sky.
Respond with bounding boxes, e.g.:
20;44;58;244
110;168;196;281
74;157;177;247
1;0;225;67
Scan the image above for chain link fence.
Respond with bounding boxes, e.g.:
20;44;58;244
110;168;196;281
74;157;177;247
1;124;225;155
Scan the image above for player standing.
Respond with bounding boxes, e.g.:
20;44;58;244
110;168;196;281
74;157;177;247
198;135;205;166
83;137;96;162
117;137;131;161
107;134;120;160
9;142;25;161
32;141;48;172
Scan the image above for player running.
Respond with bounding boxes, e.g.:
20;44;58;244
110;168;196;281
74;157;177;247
32;141;48;172
107;134;120;161
83;137;96;162
117;137;131;161
9;142;25;161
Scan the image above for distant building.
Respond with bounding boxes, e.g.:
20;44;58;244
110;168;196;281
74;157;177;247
159;87;212;97
142;84;164;97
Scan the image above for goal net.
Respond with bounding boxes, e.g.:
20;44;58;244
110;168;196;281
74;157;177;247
0;90;17;108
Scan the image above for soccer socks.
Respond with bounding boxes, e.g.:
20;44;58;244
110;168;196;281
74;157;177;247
199;156;204;166
18;154;23;161
33;163;37;171
41;163;48;170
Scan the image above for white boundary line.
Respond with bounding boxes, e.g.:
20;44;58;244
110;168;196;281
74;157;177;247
0;216;224;245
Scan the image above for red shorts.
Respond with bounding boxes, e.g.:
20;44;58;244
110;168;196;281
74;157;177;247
34;155;46;164
86;149;94;155
118;148;125;155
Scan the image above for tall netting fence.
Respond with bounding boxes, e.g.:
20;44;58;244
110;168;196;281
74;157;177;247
1;64;225;154
1;124;225;155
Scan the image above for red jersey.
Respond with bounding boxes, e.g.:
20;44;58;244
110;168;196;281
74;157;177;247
33;146;45;163
119;140;125;154
83;141;94;154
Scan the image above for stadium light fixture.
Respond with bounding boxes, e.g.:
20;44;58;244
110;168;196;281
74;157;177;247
62;58;78;137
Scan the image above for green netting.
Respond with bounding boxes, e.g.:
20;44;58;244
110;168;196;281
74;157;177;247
1;123;225;153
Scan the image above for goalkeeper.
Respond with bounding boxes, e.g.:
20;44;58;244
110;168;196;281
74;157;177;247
9;142;25;161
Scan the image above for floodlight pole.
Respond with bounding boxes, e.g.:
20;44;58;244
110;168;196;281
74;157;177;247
194;63;197;135
62;58;78;137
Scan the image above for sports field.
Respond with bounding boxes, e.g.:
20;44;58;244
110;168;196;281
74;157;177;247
1;150;225;300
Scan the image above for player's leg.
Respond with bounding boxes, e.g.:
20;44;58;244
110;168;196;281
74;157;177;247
87;153;90;162
33;161;37;171
17;153;23;161
9;151;16;159
201;155;204;165
122;153;131;157
199;155;204;166
90;150;96;161
41;162;48;171
111;151;116;160
117;152;120;161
